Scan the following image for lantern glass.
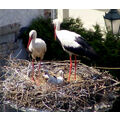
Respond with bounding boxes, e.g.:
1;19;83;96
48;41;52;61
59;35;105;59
112;19;120;34
104;19;112;31
104;19;120;34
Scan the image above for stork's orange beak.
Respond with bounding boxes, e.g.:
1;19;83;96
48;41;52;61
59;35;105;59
54;25;56;41
27;37;32;49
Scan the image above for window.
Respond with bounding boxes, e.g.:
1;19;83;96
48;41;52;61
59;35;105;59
44;9;51;18
51;9;57;19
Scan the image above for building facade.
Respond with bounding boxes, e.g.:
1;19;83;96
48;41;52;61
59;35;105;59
57;9;110;31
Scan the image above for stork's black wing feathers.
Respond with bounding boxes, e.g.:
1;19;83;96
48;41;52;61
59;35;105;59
64;45;87;56
75;36;90;49
64;36;98;59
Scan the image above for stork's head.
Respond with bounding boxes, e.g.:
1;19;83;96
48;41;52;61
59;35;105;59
27;30;37;49
43;70;50;80
58;70;64;78
29;30;37;40
53;19;59;25
52;19;60;30
52;19;60;40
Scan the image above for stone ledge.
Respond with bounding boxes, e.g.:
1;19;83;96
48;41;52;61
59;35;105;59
0;23;20;36
0;33;15;44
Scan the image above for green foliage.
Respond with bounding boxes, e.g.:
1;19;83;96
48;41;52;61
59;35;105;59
61;18;85;35
103;32;120;67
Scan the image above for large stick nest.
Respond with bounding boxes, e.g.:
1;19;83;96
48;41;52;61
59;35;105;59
1;58;120;112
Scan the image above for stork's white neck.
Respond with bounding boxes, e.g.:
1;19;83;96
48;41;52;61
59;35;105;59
32;32;37;40
55;22;60;31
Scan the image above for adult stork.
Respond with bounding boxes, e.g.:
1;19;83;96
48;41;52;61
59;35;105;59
53;19;97;81
27;30;47;81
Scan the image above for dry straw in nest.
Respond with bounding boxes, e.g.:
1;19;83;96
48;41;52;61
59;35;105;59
1;58;120;112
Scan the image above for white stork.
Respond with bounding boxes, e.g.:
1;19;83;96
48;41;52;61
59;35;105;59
53;19;97;81
27;30;47;81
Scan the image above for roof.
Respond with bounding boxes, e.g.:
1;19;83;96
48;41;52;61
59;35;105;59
104;9;120;20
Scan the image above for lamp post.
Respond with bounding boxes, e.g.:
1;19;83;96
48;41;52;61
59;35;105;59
104;9;120;35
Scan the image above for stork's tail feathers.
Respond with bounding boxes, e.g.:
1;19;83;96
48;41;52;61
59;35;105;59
85;47;98;60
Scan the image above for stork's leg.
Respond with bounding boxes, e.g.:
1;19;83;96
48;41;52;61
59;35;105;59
74;55;77;80
68;56;72;81
35;60;41;86
32;59;35;81
38;60;41;76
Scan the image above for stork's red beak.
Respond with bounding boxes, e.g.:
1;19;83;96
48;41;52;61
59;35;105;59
54;25;56;41
27;37;32;49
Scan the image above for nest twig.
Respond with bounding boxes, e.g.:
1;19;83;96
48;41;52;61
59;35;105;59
1;58;120;112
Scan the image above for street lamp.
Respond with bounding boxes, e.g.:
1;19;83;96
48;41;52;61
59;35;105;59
104;9;120;34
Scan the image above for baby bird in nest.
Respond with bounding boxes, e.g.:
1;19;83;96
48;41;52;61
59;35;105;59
43;70;64;85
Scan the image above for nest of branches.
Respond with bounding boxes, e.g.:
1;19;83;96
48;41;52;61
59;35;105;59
1;58;120;112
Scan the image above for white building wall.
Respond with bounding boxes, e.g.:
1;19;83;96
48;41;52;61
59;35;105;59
57;9;64;23
0;9;44;27
57;9;110;31
69;9;107;31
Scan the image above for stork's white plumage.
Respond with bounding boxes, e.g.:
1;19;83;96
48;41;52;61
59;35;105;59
27;30;47;81
53;19;97;81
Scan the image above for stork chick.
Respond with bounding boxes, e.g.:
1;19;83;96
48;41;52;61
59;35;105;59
43;70;64;85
